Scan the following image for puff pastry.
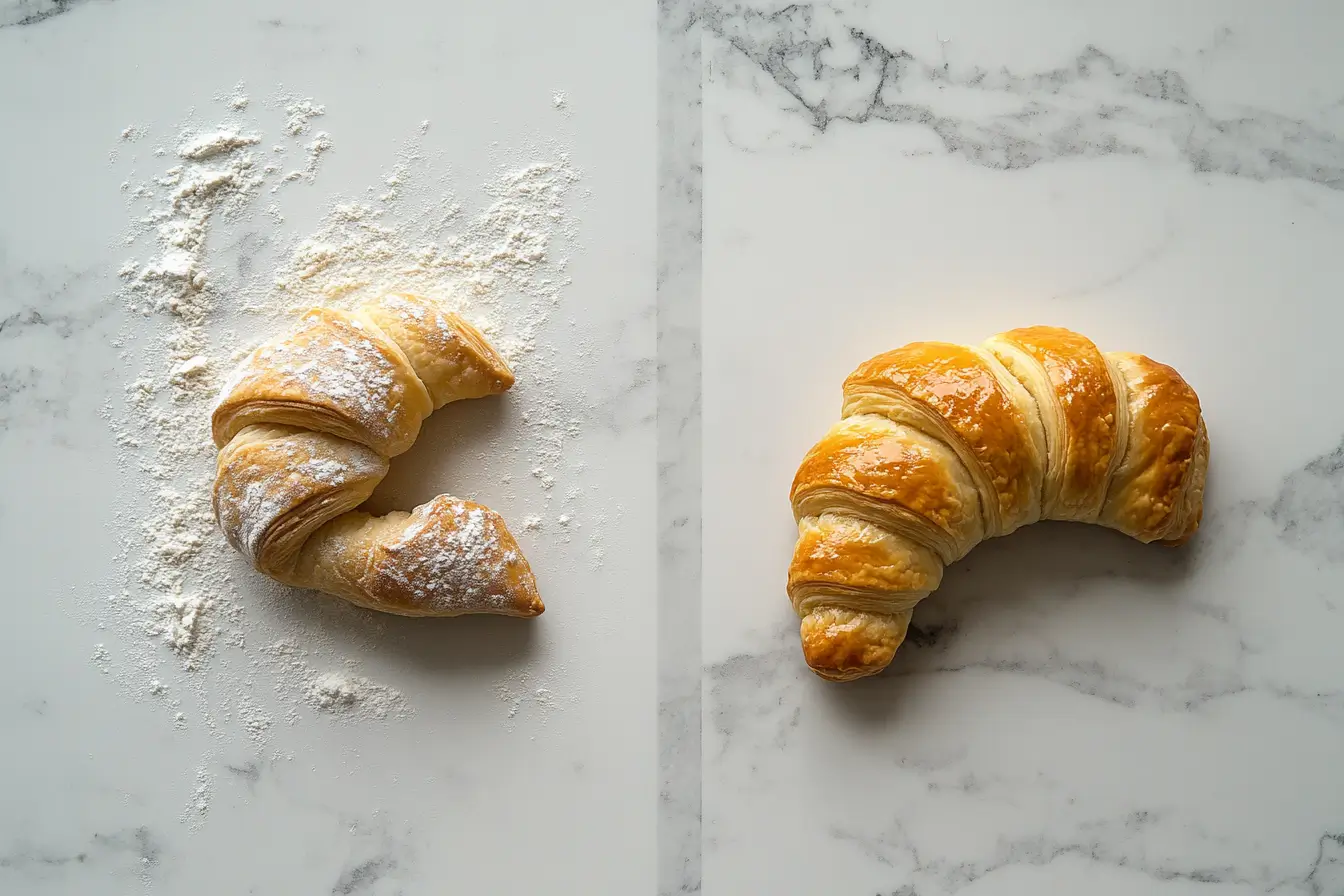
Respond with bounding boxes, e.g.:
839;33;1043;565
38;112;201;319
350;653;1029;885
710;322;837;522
211;293;543;618
790;326;1207;680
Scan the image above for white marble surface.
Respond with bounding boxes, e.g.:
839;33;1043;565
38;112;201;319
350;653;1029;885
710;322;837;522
0;0;656;893
7;0;1344;893
701;1;1344;893
657;1;705;893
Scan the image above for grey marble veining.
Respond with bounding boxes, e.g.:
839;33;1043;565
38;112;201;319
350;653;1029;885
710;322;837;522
0;258;121;448
1268;434;1344;563
0;0;111;29
703;1;1344;188
657;0;704;892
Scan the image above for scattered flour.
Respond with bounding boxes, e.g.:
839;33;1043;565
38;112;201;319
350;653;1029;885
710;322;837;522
100;81;589;826
304;672;410;721
178;130;261;161
282;96;326;135
274;130;332;189
217;82;250;111
146;593;214;666
184;764;214;830
494;671;576;728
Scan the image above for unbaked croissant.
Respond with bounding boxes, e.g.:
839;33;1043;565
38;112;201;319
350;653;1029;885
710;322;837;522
789;326;1207;681
211;292;544;618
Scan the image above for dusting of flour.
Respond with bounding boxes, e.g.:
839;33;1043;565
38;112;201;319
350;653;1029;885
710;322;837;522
304;671;410;721
99;83;588;824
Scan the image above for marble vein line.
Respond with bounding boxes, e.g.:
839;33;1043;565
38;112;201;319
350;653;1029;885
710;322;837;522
827;813;1344;893
0;826;161;881
0;262;116;445
657;0;704;893
703;2;1344;188
0;0;111;28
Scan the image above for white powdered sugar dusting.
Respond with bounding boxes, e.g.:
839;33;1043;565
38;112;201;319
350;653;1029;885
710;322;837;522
380;499;518;612
216;435;386;564
97;82;590;825
219;320;400;441
494;670;578;729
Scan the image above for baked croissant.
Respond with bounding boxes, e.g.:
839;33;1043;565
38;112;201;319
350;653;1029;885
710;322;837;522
789;326;1207;681
211;293;544;618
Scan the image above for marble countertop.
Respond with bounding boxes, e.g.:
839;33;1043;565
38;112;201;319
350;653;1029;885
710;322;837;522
695;2;1344;895
4;1;1344;894
1;0;657;893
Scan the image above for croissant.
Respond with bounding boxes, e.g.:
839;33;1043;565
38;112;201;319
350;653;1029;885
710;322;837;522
789;326;1207;681
211;293;544;618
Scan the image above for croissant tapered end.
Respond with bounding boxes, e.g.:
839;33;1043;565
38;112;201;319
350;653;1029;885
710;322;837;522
292;495;543;618
1159;418;1209;547
364;495;544;618
1100;353;1207;544
362;293;515;409
800;608;910;682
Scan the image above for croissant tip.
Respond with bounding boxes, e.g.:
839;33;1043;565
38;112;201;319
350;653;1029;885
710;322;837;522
808;664;878;683
799;608;904;682
802;647;891;682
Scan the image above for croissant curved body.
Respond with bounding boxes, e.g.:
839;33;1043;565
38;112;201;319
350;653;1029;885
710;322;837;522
789;326;1206;681
211;293;544;618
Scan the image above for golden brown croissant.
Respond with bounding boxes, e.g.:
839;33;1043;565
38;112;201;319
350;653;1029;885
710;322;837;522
211;293;544;618
789;326;1207;681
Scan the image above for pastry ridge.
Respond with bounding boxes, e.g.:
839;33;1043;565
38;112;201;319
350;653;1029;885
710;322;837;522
984;325;1119;521
841;341;1045;536
791;327;1207;681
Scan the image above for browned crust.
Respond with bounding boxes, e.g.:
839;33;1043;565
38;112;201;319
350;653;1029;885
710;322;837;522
1103;352;1206;542
787;516;942;601
800;607;909;681
994;326;1119;516
843;342;1038;528
790;420;977;542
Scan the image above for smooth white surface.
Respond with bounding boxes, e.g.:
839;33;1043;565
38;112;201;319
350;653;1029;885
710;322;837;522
702;1;1344;893
0;0;656;893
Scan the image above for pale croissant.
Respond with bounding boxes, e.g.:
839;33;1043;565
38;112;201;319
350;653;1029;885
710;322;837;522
211;293;543;618
789;326;1207;681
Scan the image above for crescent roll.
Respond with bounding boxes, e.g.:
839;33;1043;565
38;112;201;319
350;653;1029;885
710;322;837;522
211;293;543;618
790;326;1207;681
